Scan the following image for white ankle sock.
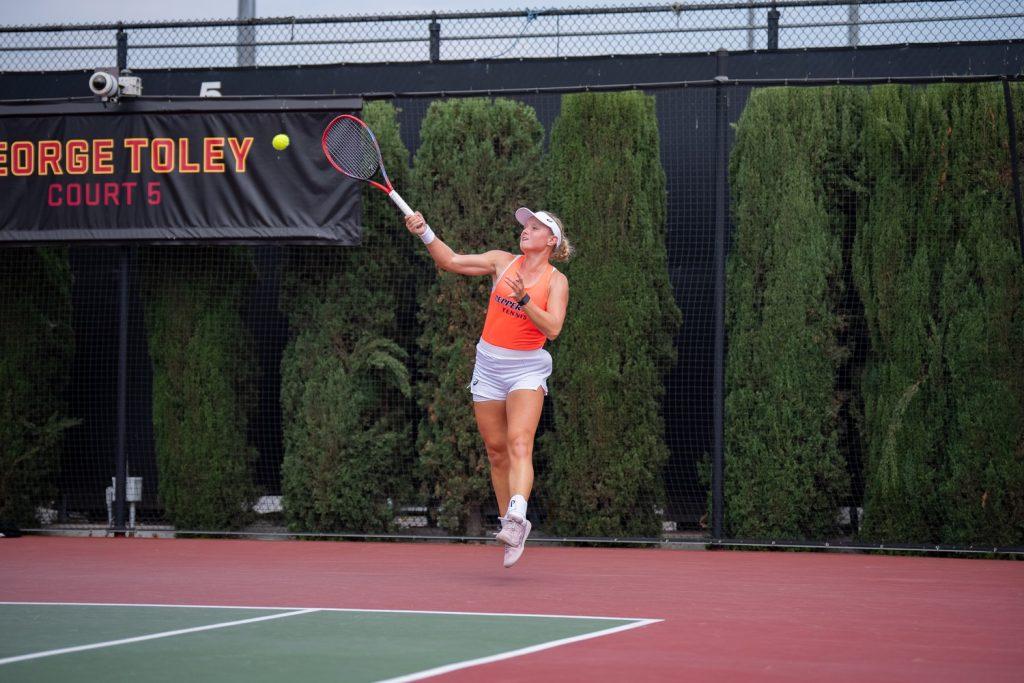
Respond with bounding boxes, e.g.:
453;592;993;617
507;494;527;521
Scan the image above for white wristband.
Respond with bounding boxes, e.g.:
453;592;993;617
419;226;436;245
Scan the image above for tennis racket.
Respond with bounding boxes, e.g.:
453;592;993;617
321;114;424;224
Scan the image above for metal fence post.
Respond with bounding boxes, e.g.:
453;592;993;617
237;0;257;67
767;5;780;50
113;249;128;534
116;26;127;70
429;15;440;63
712;48;729;541
746;0;756;50
111;25;130;535
848;2;861;47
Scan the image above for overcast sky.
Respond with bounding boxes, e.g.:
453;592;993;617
0;0;634;25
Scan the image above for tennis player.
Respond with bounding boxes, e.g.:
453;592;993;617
405;207;571;568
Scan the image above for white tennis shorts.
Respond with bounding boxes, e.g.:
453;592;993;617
470;339;552;402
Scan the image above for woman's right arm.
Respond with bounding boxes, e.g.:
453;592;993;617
405;211;509;277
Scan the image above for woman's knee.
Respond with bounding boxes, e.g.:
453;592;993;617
507;433;534;461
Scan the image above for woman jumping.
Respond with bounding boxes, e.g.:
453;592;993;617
405;207;571;568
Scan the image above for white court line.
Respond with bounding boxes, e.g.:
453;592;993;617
0;601;647;622
376;618;663;683
0;608;319;666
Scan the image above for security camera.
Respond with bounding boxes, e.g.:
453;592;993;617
88;68;142;101
89;71;118;99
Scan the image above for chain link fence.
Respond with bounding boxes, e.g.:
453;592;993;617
2;77;1021;552
1;1;1022;71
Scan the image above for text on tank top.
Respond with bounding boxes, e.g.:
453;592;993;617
480;255;555;351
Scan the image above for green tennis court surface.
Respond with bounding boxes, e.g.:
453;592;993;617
0;603;654;682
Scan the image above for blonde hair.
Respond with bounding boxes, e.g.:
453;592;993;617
545;212;575;263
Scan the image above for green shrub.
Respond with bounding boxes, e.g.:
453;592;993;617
934;84;1024;546
727;83;1023;547
854;83;1024;546
726;87;854;539
541;91;681;537
280;101;416;533
0;248;75;527
854;86;951;542
143;247;257;530
412;97;544;534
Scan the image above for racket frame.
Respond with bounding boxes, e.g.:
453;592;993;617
322;113;416;217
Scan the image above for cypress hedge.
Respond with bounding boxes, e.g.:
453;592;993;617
726;83;1023;546
412;98;544;534
541;91;681;537
280;101;416;533
936;83;1024;546
854;86;951;542
856;84;1024;545
726;88;854;539
0;248;75;527
143;247;257;530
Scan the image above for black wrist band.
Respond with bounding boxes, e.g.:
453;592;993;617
518;293;531;307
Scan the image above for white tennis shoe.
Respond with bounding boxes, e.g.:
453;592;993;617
496;516;531;568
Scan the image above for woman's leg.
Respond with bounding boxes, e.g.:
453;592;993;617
473;399;511;516
505;388;545;502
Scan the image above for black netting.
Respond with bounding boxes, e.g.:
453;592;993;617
1;3;1022;554
3;80;1021;553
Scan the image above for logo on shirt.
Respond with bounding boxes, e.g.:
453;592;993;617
493;294;528;320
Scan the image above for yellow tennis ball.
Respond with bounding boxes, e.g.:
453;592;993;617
272;133;290;151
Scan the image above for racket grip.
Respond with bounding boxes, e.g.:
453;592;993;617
388;190;414;217
389;189;433;237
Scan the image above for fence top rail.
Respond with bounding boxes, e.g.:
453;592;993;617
1;71;1020;112
0;0;995;33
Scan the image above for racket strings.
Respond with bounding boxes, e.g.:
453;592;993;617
325;119;381;180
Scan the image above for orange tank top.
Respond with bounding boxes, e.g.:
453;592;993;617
481;256;555;351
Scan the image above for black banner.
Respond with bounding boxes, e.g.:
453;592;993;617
0;101;363;245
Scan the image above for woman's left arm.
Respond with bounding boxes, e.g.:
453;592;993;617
507;271;568;341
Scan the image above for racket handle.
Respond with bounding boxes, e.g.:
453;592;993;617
388;190;414;217
390;189;433;236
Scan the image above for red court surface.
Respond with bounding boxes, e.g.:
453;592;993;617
1;536;1021;681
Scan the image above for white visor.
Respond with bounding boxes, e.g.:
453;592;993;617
515;207;562;249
